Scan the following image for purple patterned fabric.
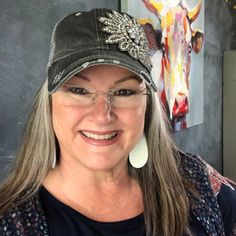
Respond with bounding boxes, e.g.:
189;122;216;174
0;197;48;235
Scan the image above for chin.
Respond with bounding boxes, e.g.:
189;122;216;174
81;156;127;173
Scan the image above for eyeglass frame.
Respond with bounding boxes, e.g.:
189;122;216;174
55;82;151;109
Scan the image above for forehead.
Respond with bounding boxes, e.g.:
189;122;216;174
67;64;143;84
164;7;192;43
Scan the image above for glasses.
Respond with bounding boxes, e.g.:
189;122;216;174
57;83;150;109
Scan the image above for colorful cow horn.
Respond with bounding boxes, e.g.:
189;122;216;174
188;0;202;23
141;0;162;17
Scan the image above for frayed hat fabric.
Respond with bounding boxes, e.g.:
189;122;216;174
47;8;157;93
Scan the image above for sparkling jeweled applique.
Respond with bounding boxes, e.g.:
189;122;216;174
98;10;152;71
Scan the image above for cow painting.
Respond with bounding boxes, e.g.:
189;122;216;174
141;0;204;131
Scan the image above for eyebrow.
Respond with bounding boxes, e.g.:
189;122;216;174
115;75;142;84
74;74;90;81
74;73;142;84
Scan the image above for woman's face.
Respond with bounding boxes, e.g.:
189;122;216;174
51;64;147;172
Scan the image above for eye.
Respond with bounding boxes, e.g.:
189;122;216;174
188;44;192;54
113;89;139;97
65;85;90;95
162;44;166;56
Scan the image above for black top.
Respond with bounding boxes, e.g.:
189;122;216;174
40;187;146;236
40;187;209;236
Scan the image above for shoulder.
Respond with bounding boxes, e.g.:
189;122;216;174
199;157;236;236
0;195;48;236
179;152;236;194
195;155;236;196
180;152;236;235
179;152;210;186
185;153;236;211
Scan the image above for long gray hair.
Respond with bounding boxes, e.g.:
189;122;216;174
0;81;54;210
0;81;190;235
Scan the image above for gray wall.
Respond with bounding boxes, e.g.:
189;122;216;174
223;51;236;181
0;0;233;181
0;0;119;182
173;0;232;172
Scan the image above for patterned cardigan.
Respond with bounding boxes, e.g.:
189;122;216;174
0;153;236;236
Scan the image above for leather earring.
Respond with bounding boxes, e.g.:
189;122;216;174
51;149;56;169
129;135;148;168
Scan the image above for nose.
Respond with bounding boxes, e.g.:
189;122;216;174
92;92;112;105
88;94;115;125
173;93;189;117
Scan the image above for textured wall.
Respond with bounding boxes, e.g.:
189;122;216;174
0;0;119;182
223;51;236;181
173;0;232;172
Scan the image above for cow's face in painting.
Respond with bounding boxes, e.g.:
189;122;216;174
142;0;204;130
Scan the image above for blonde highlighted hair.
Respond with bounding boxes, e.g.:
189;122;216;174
0;81;55;211
0;82;191;235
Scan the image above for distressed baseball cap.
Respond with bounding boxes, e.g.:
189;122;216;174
47;8;157;93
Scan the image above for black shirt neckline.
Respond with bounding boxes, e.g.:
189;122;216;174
40;185;144;226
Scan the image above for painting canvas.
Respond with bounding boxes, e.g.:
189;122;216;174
120;0;204;132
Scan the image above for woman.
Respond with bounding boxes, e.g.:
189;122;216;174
0;8;236;236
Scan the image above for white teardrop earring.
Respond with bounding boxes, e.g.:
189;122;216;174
129;135;148;168
51;149;57;169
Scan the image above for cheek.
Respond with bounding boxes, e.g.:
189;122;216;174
119;101;147;133
122;106;147;152
51;97;83;138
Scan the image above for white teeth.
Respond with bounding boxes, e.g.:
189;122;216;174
82;131;117;140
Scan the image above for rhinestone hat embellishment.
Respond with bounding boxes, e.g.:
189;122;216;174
98;10;152;71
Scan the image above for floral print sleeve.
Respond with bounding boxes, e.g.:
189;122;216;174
0;197;49;236
198;156;236;236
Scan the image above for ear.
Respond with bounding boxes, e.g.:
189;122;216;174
191;30;204;53
140;20;162;50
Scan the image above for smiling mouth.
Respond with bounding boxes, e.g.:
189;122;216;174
81;131;117;140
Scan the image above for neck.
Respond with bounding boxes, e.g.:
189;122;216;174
43;157;143;222
44;153;134;197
